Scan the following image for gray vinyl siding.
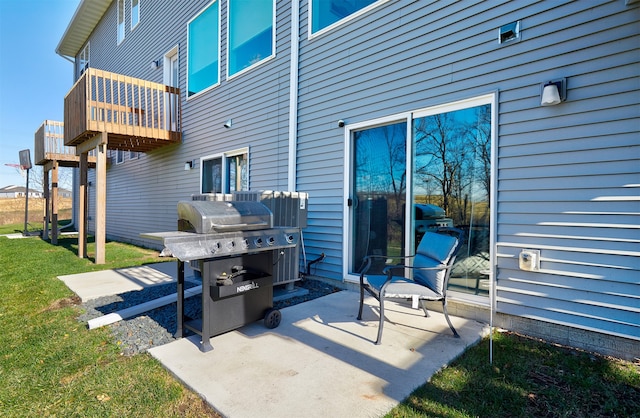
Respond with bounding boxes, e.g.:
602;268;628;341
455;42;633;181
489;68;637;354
494;1;639;340
66;0;639;343
295;0;639;340
73;0;293;247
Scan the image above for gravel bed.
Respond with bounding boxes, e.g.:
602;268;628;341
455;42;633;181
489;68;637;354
79;278;342;356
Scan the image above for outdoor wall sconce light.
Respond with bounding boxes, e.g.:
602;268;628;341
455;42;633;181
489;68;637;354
184;160;193;171
540;78;566;106
223;119;233;128
337;119;345;128
150;60;161;70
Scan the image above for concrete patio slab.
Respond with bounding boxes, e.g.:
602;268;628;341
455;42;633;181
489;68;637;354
58;261;190;301
149;291;488;418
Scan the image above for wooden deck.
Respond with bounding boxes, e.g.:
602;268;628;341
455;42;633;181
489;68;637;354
64;68;182;152
34;120;96;167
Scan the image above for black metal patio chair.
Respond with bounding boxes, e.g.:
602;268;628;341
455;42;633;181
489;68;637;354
357;227;464;344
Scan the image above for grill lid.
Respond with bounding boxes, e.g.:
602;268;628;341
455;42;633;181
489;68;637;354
177;200;274;234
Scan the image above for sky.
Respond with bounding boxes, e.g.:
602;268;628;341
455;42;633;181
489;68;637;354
0;0;79;188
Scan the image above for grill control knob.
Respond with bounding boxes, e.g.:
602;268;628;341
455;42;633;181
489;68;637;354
227;241;236;250
286;234;295;243
242;239;249;249
255;238;263;247
267;236;275;246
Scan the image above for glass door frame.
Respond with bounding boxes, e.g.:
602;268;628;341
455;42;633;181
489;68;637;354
343;112;413;283
342;93;498;306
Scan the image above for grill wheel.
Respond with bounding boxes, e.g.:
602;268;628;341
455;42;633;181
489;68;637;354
264;308;282;329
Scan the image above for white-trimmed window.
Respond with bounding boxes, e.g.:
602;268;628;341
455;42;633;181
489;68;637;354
187;1;220;97
227;0;275;78
77;42;90;79
115;150;125;164
117;0;125;44
201;148;248;194
310;0;384;36
131;0;140;30
129;151;139;160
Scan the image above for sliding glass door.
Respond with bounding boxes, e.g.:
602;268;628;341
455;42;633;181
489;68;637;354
350;122;407;274
347;96;493;297
413;102;492;295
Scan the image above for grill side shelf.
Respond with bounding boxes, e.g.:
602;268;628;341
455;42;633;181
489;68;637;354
140;229;299;261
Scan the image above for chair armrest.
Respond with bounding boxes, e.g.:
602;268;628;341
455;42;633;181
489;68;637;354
359;254;416;275
398;264;453;272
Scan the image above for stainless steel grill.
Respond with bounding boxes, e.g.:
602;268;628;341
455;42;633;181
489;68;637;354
142;196;302;352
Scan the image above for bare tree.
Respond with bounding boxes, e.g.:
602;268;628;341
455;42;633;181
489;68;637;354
414;113;471;221
11;165;73;193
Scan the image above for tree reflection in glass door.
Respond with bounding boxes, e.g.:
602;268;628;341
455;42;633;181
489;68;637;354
351;122;406;274
413;104;491;295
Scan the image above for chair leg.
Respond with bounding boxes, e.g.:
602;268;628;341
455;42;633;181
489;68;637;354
375;296;385;345
419;299;430;317
357;284;364;320
442;299;460;338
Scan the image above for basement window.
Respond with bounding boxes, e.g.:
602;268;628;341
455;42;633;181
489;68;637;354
201;148;248;194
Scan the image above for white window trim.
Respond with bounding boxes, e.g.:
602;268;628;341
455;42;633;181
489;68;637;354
117;0;125;45
186;0;221;100
200;147;249;194
77;41;90;79
226;0;276;81
131;0;140;31
163;44;179;87
308;0;390;40
341;93;498;307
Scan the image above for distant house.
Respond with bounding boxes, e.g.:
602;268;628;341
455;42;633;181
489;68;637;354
55;0;639;360
0;185;43;199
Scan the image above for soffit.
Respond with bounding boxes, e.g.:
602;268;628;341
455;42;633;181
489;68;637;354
56;0;112;59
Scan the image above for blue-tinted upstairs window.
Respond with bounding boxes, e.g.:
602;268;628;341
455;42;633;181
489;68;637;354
311;0;378;34
188;2;220;97
228;0;274;77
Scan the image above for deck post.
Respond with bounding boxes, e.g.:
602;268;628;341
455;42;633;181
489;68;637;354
51;160;59;245
95;136;107;264
42;167;50;241
78;152;88;259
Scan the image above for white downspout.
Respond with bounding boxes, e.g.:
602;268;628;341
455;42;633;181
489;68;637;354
287;0;300;192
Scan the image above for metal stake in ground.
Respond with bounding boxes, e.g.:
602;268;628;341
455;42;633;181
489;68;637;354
19;149;32;236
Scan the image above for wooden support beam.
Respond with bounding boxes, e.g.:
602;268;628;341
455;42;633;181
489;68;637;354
51;161;59;245
42;168;50;241
78;152;88;259
95;139;107;264
75;132;108;155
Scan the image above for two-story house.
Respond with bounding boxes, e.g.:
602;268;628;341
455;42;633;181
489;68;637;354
55;0;639;360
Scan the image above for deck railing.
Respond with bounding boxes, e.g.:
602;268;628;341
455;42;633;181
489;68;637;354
34;120;98;167
34;120;76;166
64;68;181;151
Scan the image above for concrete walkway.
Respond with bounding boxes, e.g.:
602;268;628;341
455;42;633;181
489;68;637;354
58;262;182;301
59;263;488;417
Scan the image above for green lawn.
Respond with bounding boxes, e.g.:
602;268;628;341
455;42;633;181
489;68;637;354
387;331;639;417
0;226;218;417
1;223;638;417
